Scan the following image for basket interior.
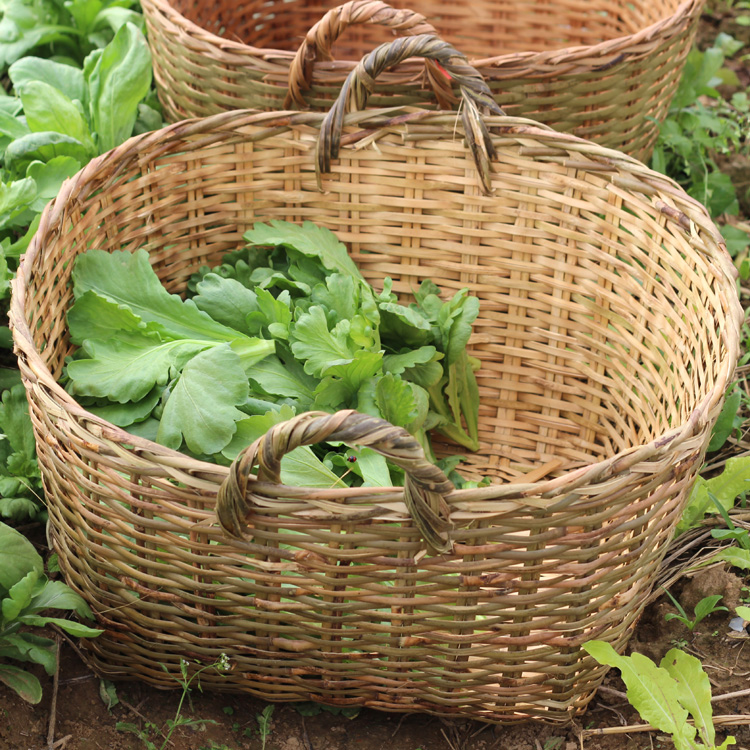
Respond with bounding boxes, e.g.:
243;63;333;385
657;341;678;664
20;120;727;485
170;0;684;57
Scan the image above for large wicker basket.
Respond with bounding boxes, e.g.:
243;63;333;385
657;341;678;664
10;37;741;725
142;0;704;161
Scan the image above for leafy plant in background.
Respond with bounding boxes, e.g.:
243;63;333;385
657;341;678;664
0;521;103;704
0;0;145;74
0;4;161;520
584;641;735;750
0;378;44;520
0;20;159;314
651;32;750;255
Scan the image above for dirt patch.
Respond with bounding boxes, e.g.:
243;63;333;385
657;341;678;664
2;583;750;750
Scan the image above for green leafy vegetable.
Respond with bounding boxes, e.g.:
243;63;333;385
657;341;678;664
64;221;483;486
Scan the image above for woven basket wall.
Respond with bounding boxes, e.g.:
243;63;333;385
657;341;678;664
142;0;704;161
10;63;741;721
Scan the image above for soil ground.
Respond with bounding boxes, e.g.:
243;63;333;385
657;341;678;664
2;566;750;750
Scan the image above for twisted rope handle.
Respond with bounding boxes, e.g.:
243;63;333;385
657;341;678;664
216;410;455;552
285;0;453;109
317;34;504;193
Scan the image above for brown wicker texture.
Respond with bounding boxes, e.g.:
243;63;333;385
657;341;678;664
141;0;704;161
10;36;741;725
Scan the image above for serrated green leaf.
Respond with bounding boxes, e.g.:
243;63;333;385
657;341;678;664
244;220;364;282
290;306;354;377
247;355;316;403
375;374;418;429
67;334;211;403
383;346;440;375
314;351;384;409
157;345;248;455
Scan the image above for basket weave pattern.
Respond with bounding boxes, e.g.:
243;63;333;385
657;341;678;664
142;0;704;161
10;103;740;722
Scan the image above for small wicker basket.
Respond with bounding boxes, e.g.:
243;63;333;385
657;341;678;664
11;37;740;724
142;0;705;161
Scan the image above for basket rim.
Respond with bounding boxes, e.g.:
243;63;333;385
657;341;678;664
142;0;704;70
9;106;742;506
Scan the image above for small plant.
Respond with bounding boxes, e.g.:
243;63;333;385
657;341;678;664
0;521;103;703
584;641;736;750
256;705;274;750
662;590;729;632
116;653;231;750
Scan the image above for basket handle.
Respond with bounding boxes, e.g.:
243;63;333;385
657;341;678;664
316;34;504;194
285;0;454;109
216;409;455;553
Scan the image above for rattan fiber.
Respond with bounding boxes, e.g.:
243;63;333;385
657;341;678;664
10;39;741;723
142;0;704;161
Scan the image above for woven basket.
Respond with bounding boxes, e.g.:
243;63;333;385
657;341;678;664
10;37;741;725
142;0;704;161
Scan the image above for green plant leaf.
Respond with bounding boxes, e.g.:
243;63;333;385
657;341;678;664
0;177;37;226
72;249;254;344
67;334;211;403
583;641;696;750
244;221;364;282
28;579;95;618
2;569;39;622
0;383;36;459
0;632;57;674
713;547;750;570
661;648;716;747
17;614;103;638
85;390;161;427
193;274;259;335
375;373;419;428
290;306;355;377
247;355;316;403
157;345;248;455
8;56;86;102
0;664;42;704
85;22;152;153
0;521;43;592
17;80;94;152
25;156;82;212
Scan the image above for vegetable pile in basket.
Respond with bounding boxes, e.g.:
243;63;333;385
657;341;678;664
63;221;482;487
